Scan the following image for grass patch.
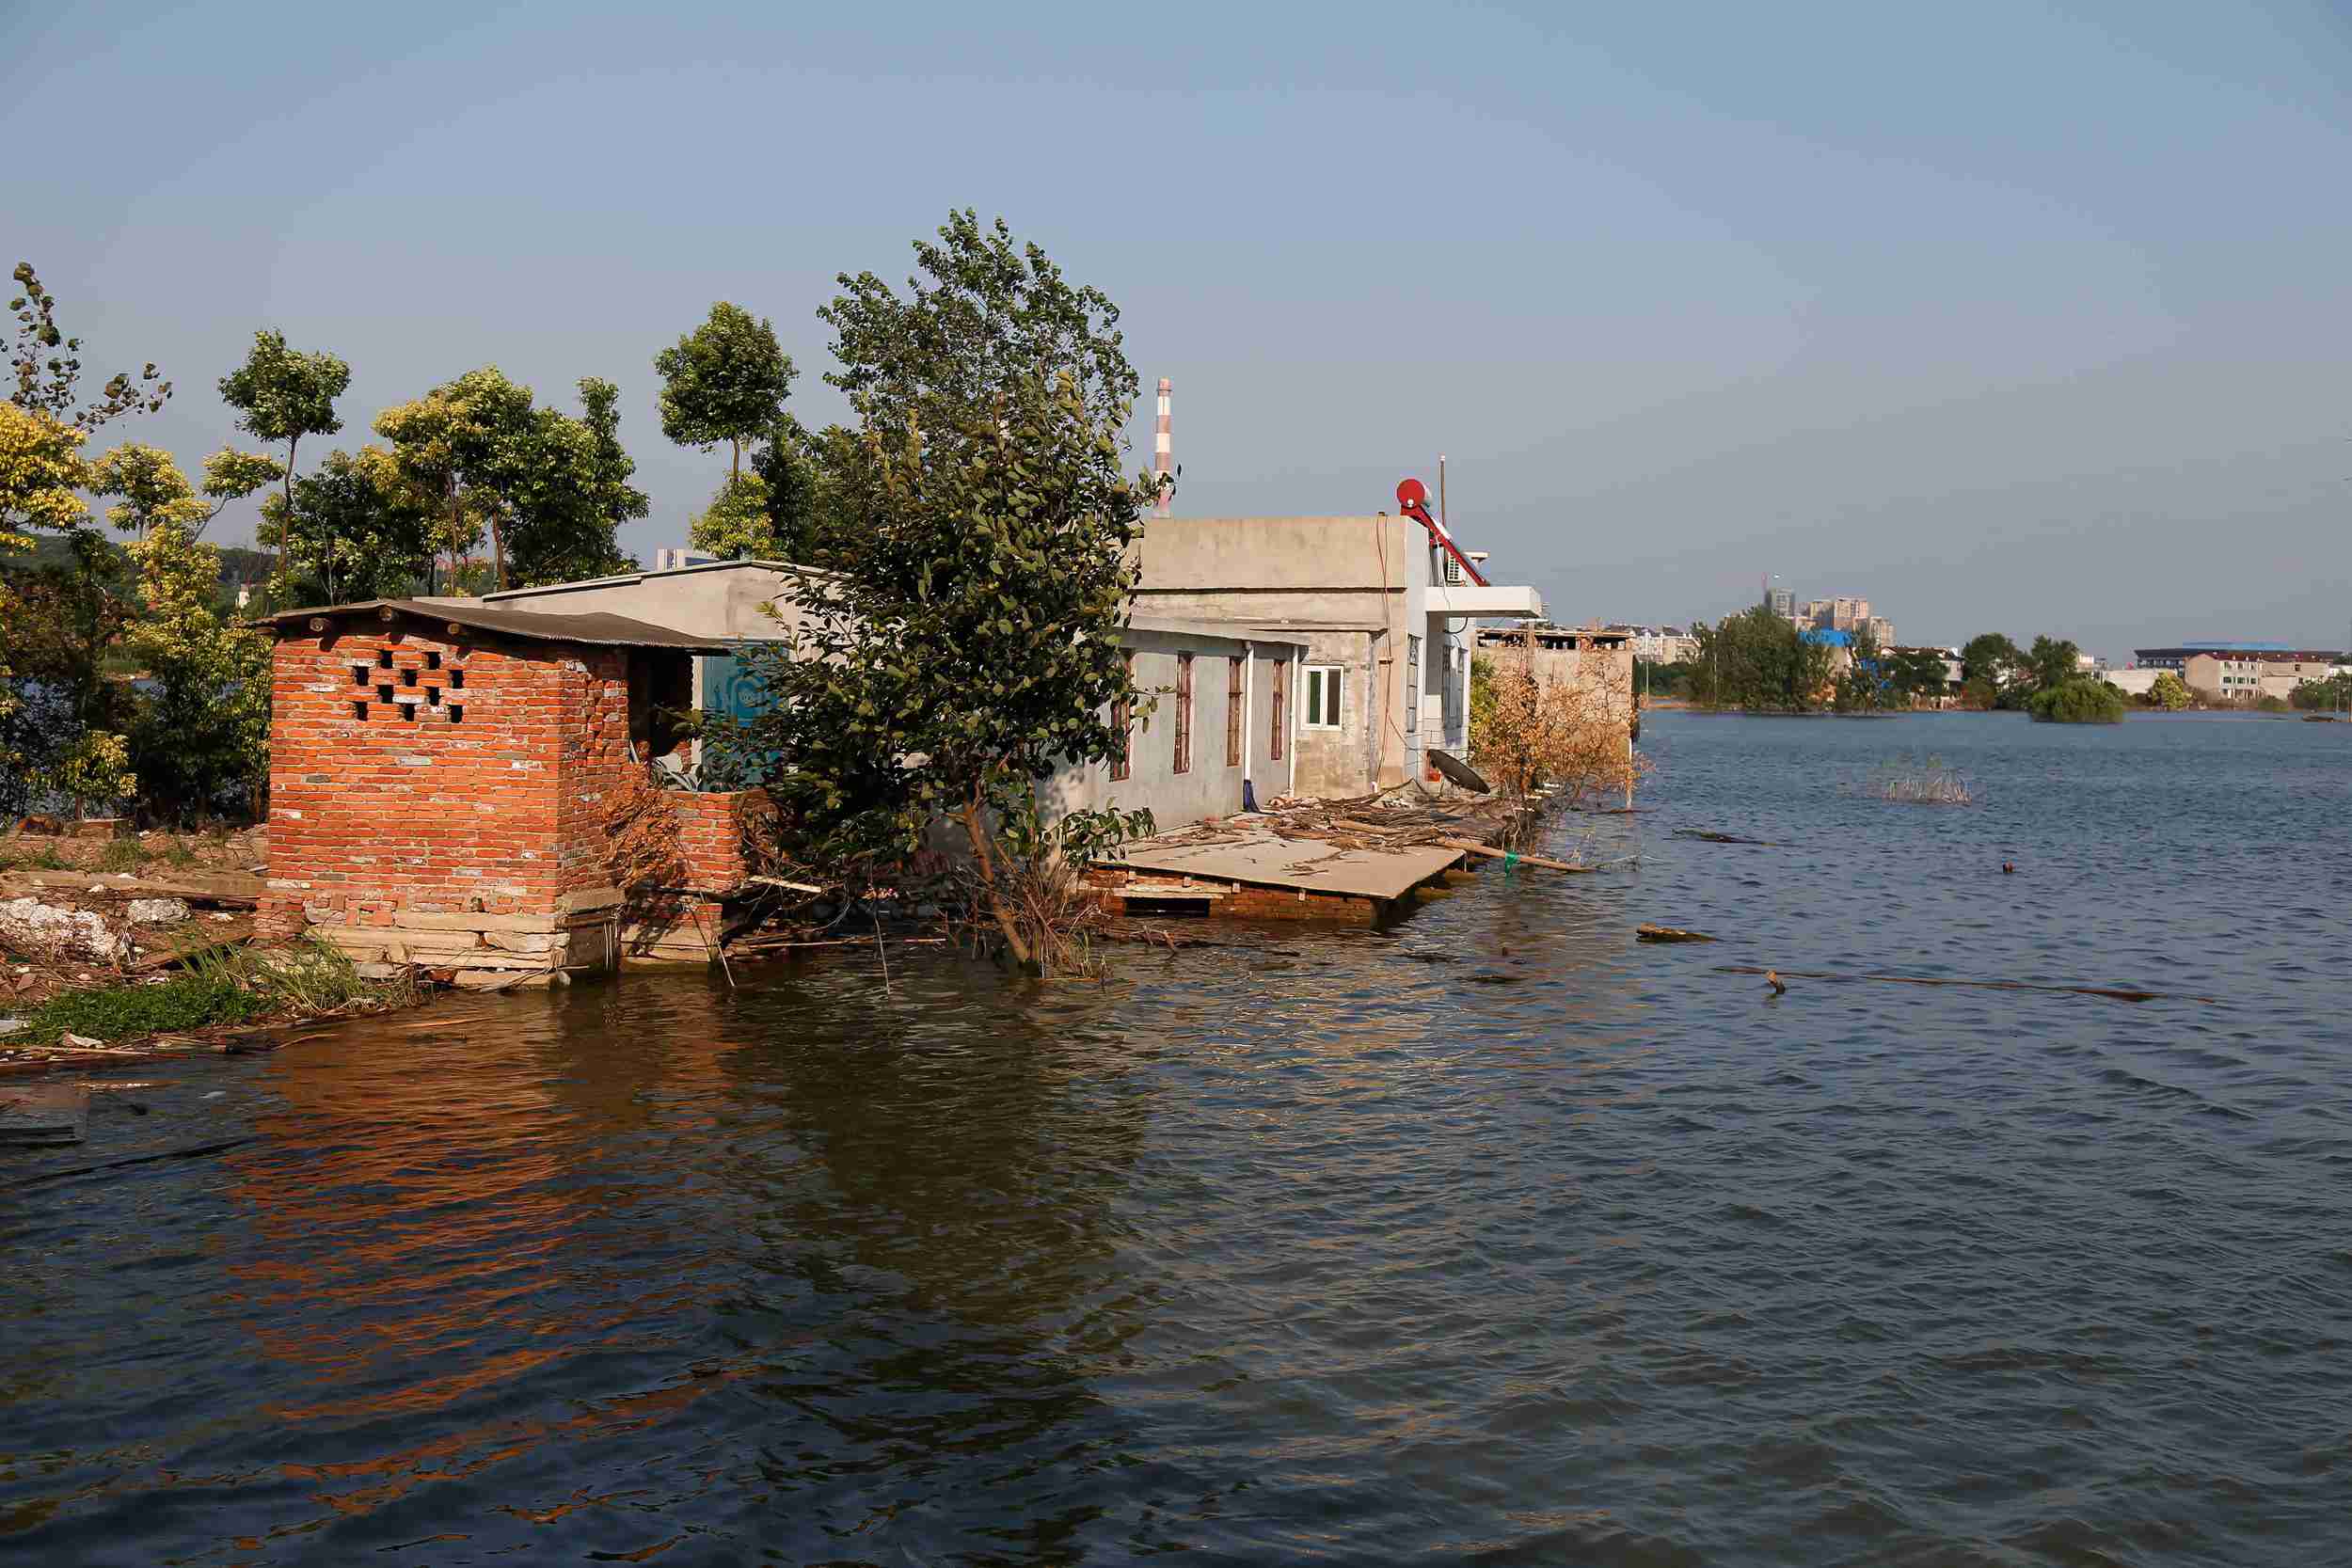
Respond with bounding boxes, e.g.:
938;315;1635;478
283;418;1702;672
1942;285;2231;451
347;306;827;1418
0;843;71;872
93;838;150;873
20;938;419;1045
25;967;262;1042
1873;753;1975;805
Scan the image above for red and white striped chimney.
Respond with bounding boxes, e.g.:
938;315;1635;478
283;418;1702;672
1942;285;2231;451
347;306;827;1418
1152;377;1172;517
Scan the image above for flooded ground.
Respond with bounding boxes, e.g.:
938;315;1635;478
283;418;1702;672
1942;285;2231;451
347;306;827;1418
4;712;2346;1564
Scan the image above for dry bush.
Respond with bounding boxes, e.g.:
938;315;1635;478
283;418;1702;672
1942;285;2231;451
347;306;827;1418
1873;755;1975;805
1471;642;1648;812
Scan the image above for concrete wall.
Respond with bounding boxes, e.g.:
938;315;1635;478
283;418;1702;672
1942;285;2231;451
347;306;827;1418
1048;622;1306;827
1474;631;1636;719
1131;515;1440;796
475;560;825;641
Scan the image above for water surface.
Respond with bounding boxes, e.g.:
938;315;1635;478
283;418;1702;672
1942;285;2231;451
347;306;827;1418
5;712;2347;1564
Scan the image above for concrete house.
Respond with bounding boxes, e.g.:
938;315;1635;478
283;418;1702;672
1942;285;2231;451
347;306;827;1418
472;558;1308;830
1128;515;1544;796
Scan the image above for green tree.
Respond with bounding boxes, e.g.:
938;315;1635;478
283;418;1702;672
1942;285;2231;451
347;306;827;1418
123;499;272;816
10;261;171;430
265;446;436;602
687;417;870;569
1960;632;2023;693
92;442;280;541
1889;647;1951;706
1834;622;1897;711
706;215;1156;972
2148;671;2192;710
374;368;641;593
823;211;1137;445
2026;678;2126;723
2027;634;2082;691
687;472;773;560
5;265;175;796
1690;607;1835;711
748;416;866;567
217;330;350;587
576;375;650;563
655;302;793;482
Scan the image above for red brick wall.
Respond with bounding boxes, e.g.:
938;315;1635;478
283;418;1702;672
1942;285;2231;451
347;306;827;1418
261;625;637;937
671;790;762;894
262;621;767;948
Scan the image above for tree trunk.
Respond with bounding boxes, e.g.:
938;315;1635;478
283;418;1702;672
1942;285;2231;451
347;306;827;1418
445;478;462;597
730;436;740;483
277;433;298;591
487;509;508;593
961;796;1033;972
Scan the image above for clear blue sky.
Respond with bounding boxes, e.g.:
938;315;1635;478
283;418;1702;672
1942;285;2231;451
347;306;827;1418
8;0;2348;658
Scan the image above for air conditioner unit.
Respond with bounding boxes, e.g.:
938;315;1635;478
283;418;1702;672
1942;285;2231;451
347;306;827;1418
1442;553;1465;586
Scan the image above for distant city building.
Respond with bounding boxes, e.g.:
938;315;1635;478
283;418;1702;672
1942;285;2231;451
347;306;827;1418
2133;641;2344;673
1606;624;1701;663
1767;587;1794;618
1864;615;1896;647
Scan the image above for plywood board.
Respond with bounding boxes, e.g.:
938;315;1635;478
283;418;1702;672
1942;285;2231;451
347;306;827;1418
1111;819;1462;902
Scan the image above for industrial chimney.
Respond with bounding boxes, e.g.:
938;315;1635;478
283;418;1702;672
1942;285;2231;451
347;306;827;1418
1153;377;1172;517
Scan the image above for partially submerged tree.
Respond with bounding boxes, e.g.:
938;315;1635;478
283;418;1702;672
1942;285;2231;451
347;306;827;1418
655;302;793;482
1469;641;1644;818
707;214;1156;972
2027;677;2126;724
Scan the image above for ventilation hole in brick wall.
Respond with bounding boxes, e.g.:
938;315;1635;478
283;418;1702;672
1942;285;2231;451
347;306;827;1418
352;664;369;687
377;683;393;703
402;667;417;687
426;650;442;670
427;687;440;705
377;648;393;669
448;704;464;723
400;703;417;722
352;701;368;721
451;669;465;689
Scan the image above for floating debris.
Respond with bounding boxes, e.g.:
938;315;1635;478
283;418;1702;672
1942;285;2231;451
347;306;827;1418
1637;924;1717;943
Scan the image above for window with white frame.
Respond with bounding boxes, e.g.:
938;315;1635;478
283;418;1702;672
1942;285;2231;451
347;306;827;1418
1303;665;1345;730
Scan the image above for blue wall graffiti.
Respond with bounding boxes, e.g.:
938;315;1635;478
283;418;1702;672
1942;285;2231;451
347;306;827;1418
699;648;780;724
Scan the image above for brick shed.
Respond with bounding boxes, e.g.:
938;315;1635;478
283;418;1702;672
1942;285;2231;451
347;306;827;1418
256;599;764;986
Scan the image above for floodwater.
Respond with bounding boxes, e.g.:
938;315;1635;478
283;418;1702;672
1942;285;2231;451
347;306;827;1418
5;712;2347;1565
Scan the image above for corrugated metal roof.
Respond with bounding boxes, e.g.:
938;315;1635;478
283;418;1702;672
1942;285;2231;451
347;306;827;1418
254;598;736;653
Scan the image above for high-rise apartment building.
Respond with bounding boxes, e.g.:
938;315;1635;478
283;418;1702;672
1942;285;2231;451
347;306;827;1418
1767;587;1794;618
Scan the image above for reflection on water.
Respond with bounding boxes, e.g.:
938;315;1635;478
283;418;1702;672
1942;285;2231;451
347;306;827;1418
3;713;2348;1564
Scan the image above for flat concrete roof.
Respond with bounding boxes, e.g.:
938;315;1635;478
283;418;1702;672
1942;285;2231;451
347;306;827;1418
477;558;836;601
1123;614;1311;648
1109;816;1464;901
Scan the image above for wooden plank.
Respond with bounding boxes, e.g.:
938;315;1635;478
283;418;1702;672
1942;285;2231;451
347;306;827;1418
1437;839;1598;874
